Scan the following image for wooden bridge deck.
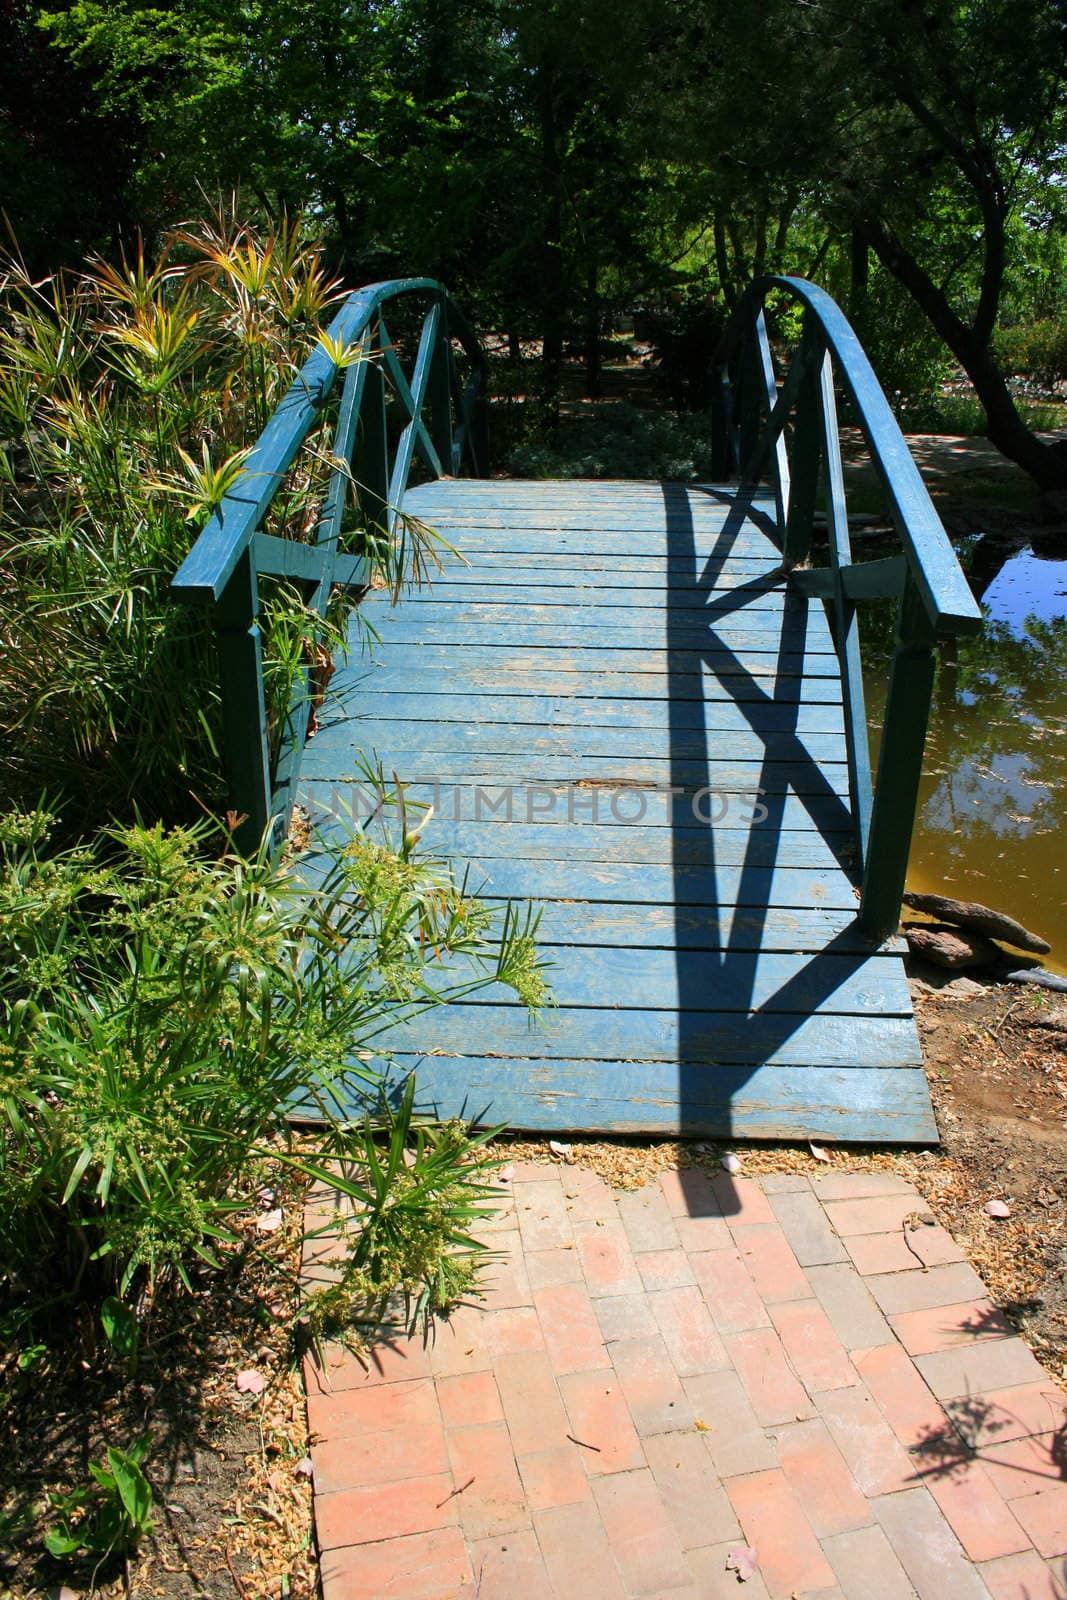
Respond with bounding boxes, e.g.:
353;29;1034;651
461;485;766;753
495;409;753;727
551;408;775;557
298;479;935;1144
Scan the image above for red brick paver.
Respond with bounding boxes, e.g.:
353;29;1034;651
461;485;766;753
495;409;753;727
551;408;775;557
518;1445;592;1511
727;1469;838;1595
775;1417;873;1537
305;1165;1066;1600
593;1469;694;1593
534;1281;610;1374
733;1222;812;1303
319;1528;472;1599
980;1549;1067;1600
434;1369;502;1430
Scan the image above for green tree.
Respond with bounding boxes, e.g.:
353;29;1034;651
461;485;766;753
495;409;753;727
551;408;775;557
832;0;1067;493
0;0;139;269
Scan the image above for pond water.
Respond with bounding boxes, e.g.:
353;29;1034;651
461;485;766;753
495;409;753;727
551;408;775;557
864;536;1067;973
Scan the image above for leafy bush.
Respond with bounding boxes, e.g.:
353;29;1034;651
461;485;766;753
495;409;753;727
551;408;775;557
847;272;955;431
504;400;719;480
0;211;369;828
45;1436;154;1562
992;318;1067;390
302;1074;506;1336
0;803;547;1326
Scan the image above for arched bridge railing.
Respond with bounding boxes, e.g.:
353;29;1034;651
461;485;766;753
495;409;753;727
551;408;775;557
172;278;487;852
712;276;982;942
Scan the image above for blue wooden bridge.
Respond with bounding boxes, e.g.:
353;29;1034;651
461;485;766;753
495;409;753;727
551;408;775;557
173;276;981;1144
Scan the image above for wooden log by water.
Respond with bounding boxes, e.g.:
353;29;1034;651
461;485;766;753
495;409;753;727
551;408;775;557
904;924;1001;970
902;892;1051;955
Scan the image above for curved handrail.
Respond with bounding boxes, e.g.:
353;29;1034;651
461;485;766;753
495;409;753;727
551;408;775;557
169;276;489;851
712;275;982;940
173;277;487;602
715;274;981;639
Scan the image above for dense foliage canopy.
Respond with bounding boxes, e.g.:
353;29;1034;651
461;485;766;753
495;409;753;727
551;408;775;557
2;0;1065;481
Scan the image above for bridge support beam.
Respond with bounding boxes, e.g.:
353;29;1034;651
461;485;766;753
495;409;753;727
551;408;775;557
215;548;272;854
859;574;937;942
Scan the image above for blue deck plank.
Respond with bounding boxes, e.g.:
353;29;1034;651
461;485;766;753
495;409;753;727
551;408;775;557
478;899;902;954
363;622;839;653
304;785;854;838
400;583;795;610
336;643;847;680
362;1060;937;1143
351;815;855;869
308;812;856;870
296;478;933;1143
407;946;912;1015
300;745;854;798
297;849;859;910
373;1005;920;1067
335;657;846;701
422;560;791;583
369;596;831;634
408;531;784;554
317;690;849;733
317;718;849;764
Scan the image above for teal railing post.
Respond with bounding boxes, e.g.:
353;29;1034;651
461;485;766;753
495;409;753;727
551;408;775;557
709;364;733;480
355;326;389;537
428;299;454;471
782;318;822;568
737;326;763;478
215;548;272;852
859;572;938;940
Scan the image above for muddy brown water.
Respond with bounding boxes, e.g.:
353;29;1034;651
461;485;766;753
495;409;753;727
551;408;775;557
864;534;1067;973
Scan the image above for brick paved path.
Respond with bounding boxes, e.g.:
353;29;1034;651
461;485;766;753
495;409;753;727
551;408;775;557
304;1164;1067;1600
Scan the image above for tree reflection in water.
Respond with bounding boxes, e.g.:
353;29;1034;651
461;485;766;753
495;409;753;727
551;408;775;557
861;540;1067;966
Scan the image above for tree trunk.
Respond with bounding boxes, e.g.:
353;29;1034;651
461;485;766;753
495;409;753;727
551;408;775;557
714;216;736;307
584;261;601;398
538;73;565;401
752;200;768;281
860;218;1067;493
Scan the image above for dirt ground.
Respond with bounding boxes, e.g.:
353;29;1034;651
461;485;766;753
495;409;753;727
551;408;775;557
914;979;1067;1373
0;1187;317;1600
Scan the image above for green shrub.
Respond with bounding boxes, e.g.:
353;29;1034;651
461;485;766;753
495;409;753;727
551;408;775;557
992;318;1067;389
302;1074;506;1336
847;272;955;431
0;803;547;1326
504;401;719;480
0;211;380;828
45;1436;154;1562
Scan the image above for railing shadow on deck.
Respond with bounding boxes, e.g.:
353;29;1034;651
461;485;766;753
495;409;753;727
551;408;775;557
660;267;985;1149
665;481;894;1144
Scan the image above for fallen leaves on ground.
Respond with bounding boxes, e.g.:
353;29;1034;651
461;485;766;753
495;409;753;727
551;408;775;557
725;1544;759;1581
